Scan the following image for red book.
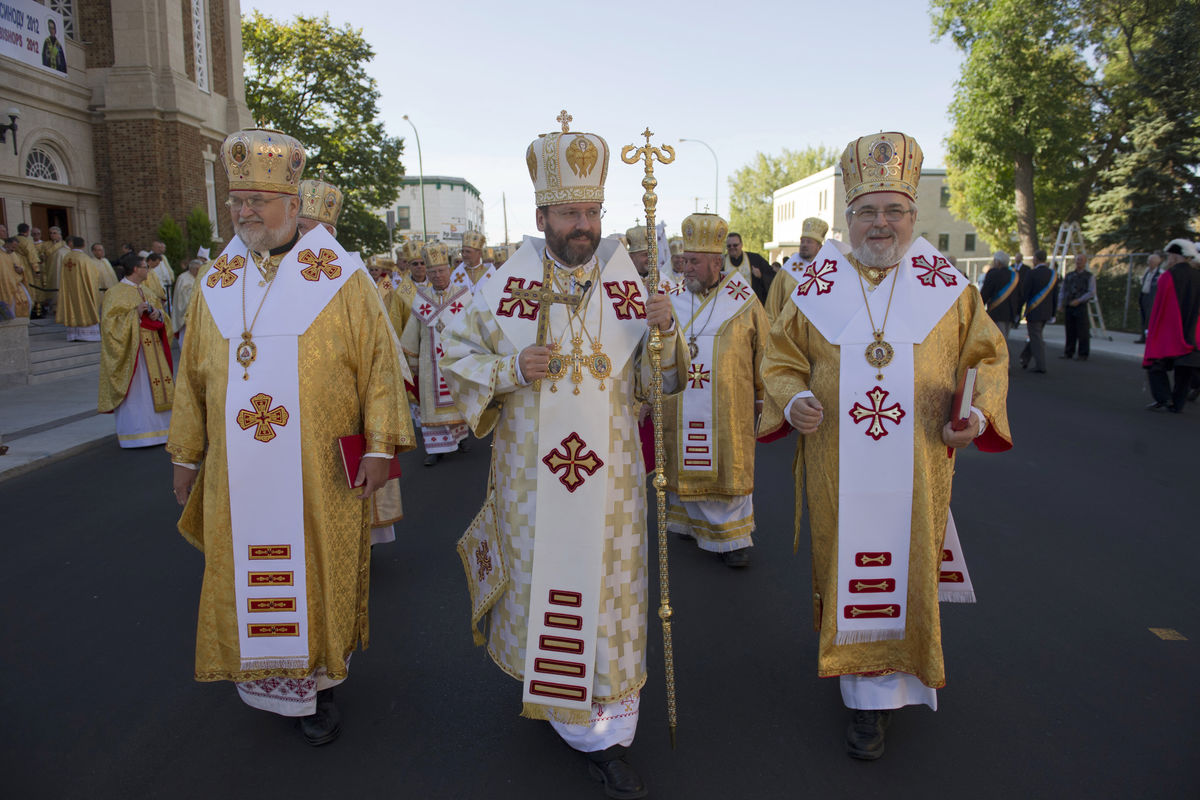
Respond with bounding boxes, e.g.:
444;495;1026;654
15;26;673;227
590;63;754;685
947;367;977;457
338;435;403;488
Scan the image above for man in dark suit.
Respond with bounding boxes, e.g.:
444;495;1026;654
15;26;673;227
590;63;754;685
1135;252;1164;344
1019;249;1058;373
980;251;1024;338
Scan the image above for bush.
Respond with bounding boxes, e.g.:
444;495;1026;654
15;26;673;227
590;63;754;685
184;207;215;262
156;215;185;276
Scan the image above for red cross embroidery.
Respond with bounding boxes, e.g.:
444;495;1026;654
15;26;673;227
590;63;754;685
848;385;906;441
688;363;711;389
298;248;342;282
450;301;464;314
206;254;245;288
497;277;541;319
475;540;493;582
604;280;646;319
541;432;604;493
418;302;433;316
452;272;466;283
236;393;290;443
796;259;838;296
725;282;750;301
911;254;958;287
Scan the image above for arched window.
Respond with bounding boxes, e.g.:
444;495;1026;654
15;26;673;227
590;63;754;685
25;148;66;184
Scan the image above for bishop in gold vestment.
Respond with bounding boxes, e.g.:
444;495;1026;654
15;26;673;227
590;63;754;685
664;213;768;567
167;129;412;746
56;238;103;340
758;131;1010;761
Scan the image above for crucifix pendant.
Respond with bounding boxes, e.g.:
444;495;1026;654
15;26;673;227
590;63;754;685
236;332;257;380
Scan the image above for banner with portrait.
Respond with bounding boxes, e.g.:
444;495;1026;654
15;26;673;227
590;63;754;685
0;0;68;77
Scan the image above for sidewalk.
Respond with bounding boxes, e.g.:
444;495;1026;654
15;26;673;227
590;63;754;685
0;322;1149;482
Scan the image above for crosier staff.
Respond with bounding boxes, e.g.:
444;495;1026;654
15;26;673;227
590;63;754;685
620;128;678;748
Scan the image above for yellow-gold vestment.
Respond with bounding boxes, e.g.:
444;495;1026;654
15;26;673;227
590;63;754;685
98;281;173;413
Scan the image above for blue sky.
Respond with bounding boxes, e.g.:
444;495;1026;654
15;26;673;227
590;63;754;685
246;0;965;242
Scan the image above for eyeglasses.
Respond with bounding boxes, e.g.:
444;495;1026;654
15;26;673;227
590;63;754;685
549;207;605;224
225;195;286;212
848;207;914;223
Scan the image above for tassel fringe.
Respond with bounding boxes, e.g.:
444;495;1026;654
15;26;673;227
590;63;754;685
834;628;905;646
938;589;977;604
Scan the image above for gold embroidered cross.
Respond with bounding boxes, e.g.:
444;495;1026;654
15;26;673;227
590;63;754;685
206;254;245;288
557;109;572;132
298;248;342;282
236;392;290;443
542;432;604;493
475;540;493;582
848;386;906;441
687;363;711;389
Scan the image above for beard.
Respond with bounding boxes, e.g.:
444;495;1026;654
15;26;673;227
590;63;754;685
852;227;907;267
545;225;600;268
236;215;297;253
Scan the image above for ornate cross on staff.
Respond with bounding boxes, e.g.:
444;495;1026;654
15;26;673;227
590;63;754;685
620;127;679;747
508;256;584;391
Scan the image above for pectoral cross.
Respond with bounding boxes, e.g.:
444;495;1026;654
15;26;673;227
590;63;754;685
512;256;583;391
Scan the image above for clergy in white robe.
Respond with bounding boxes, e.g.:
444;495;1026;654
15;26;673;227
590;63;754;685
441;115;685;799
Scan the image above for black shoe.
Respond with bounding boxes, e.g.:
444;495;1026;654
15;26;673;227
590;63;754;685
586;751;647;800
1058;354;1073;359
720;549;751;568
1077;355;1088;361
1032;368;1046;373
1146;401;1167;411
458;439;471;453
1189;386;1200;403
423;453;440;467
846;709;891;760
299;688;342;746
1019;359;1029;370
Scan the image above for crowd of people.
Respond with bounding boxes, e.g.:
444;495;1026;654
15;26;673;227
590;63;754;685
25;112;1197;798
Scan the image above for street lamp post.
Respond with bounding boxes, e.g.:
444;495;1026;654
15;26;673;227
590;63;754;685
402;114;428;241
679;138;718;215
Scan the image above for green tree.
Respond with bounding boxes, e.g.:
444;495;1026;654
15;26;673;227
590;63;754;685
184;206;214;261
933;0;1093;256
1083;1;1200;250
156;215;184;275
241;13;405;254
727;146;837;253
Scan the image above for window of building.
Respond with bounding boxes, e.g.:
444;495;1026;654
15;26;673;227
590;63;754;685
397;206;411;230
204;159;218;237
192;0;210;93
940;186;951;208
964;233;976;251
937;233;950;252
25;147;65;183
48;0;76;40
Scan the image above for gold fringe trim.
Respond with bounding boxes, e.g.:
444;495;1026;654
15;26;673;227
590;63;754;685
521;701;591;726
938;589;977;603
834;628;906;646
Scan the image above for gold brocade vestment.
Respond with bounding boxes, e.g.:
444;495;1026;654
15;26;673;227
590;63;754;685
758;285;1010;688
166;258;414;683
56;251;102;328
98;282;174;413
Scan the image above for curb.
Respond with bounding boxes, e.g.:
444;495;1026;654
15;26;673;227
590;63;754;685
0;432;116;483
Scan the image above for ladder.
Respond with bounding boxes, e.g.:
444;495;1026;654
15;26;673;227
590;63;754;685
1049;221;1110;340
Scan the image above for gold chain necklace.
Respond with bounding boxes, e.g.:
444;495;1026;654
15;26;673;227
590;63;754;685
236;249;280;380
685;273;724;359
545;259;610;394
855;263;899;381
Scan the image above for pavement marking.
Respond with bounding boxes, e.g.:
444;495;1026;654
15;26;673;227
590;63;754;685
1149;628;1187;641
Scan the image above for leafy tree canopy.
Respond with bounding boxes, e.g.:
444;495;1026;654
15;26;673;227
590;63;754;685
242;13;405;254
727;146;838;253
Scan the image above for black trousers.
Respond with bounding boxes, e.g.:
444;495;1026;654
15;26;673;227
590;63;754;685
1148;362;1197;411
1020;320;1047;370
1063;307;1090;357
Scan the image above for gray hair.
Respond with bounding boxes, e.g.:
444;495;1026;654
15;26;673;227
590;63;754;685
992;251;1010;266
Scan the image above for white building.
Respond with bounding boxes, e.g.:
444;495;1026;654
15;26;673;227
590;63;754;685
765;166;984;265
385;175;484;244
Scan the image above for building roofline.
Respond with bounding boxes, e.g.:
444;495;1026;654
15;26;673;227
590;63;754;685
398;175;481;197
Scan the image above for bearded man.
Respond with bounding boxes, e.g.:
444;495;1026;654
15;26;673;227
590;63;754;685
441;113;685;799
759;131;1011;761
764;217;830;322
167;129;413;746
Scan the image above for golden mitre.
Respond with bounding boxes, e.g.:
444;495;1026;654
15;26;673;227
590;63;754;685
841;131;923;204
399;240;423;261
463;231;487;250
221;129;305;195
298;179;343;225
423;242;450;267
493;245;509;265
482;245;496;262
668;236;684;256
526;110;609;206
680;212;728;254
801;216;829;242
625;225;649;253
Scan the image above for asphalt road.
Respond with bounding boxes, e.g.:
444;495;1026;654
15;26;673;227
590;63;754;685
2;342;1196;799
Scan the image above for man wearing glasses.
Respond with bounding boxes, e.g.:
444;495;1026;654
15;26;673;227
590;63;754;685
167;129;412;746
441;114;684;799
759;131;1011;761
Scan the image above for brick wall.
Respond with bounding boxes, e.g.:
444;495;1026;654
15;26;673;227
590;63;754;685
92;120;233;252
79;0;114;69
210;0;229;98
